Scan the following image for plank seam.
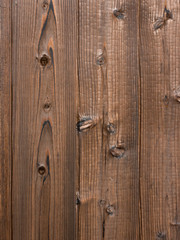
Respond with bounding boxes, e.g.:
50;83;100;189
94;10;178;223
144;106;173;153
10;0;13;239
138;0;143;239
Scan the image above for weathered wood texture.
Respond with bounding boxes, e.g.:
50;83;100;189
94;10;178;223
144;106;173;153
12;0;77;239
0;0;11;240
140;1;180;239
1;0;180;239
77;1;139;239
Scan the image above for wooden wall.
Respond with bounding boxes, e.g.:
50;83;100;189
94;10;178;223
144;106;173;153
0;0;180;239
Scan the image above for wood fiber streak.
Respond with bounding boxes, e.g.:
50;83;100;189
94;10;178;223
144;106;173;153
0;0;11;239
12;0;77;239
78;0;139;239
140;1;180;239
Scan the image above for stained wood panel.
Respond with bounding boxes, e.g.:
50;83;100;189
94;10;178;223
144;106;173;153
78;1;139;239
1;0;180;239
0;0;11;239
140;1;180;239
12;0;77;239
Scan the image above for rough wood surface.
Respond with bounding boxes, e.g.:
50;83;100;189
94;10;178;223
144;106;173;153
77;1;140;239
0;0;11;239
1;0;180;239
12;0;77;239
140;0;180;239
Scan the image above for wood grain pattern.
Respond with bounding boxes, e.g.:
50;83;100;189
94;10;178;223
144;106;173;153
1;0;180;239
78;1;139;239
0;0;11;240
140;0;180;239
12;0;77;239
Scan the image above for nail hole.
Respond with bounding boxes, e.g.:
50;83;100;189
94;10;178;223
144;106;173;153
113;9;125;19
38;165;46;175
40;54;49;66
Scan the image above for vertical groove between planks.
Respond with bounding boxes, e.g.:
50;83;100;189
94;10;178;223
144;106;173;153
138;0;142;239
11;0;13;238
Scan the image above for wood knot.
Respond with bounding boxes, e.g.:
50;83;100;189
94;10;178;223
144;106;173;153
43;102;51;112
106;123;116;134
170;222;180;227
38;165;46;175
96;53;105;66
76;192;80;205
42;0;48;10
163;95;169;106
40;54;49;66
156;231;166;239
99;199;106;207
164;6;173;20
106;205;115;215
110;144;125;159
154;6;172;31
113;9;124;19
77;117;96;132
174;87;180;102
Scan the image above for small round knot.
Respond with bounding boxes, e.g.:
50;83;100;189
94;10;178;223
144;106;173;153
106;205;115;215
40;54;49;66
42;1;48;10
96;54;105;66
156;231;166;239
113;9;124;19
99;199;106;207
38;165;46;175
106;123;116;134
43;102;51;112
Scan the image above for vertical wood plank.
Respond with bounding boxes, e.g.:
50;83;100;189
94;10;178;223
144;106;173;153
0;0;11;239
77;1;104;239
78;0;139;239
103;1;139;239
12;0;77;239
140;1;180;239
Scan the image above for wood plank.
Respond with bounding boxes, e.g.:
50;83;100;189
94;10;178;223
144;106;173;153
78;1;139;239
140;1;180;239
12;0;77;239
0;0;11;239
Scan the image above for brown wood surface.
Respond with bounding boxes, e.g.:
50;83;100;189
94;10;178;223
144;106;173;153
0;0;11;240
78;1;139;239
12;0;77;239
140;0;180;239
1;0;180;239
